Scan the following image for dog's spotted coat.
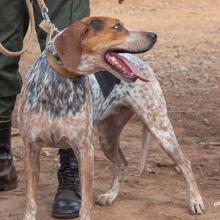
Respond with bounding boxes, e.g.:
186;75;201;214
18;17;205;220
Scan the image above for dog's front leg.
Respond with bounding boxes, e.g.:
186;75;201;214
96;110;132;206
77;139;94;220
23;141;42;220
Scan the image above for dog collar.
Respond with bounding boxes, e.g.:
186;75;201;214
46;51;80;79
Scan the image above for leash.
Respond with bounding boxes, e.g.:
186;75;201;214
0;0;59;57
37;0;60;41
37;0;79;79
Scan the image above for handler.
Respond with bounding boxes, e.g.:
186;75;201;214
0;0;124;218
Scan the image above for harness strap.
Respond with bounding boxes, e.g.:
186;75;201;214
46;51;80;79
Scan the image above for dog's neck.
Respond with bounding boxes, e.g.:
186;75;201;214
26;43;88;119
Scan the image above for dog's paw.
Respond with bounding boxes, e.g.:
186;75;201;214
189;195;205;215
96;193;117;206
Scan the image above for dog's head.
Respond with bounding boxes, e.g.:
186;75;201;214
55;16;157;82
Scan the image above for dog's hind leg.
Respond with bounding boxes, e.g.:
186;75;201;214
96;108;133;206
139;124;151;175
23;141;42;220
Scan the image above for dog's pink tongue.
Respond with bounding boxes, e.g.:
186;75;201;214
110;52;149;82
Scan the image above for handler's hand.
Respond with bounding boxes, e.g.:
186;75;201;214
118;0;124;4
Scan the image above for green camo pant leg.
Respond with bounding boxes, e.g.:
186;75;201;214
33;0;90;51
0;96;16;122
0;0;28;97
0;0;28;121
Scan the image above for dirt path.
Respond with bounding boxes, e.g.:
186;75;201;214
1;0;220;219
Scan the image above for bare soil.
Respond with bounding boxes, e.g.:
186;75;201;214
1;0;220;219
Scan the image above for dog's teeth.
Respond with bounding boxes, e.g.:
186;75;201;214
106;53;131;75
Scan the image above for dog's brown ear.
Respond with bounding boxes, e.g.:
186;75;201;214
55;21;88;72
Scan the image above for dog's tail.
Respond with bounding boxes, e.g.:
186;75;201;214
139;123;151;175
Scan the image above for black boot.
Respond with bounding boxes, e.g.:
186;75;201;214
52;149;81;219
0;121;17;191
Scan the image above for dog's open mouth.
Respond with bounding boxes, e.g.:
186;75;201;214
104;51;149;82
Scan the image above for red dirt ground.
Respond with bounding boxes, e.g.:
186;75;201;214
1;0;220;219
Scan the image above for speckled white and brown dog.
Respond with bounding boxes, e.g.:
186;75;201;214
18;16;204;220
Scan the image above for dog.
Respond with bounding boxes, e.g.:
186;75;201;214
18;16;204;220
18;16;157;220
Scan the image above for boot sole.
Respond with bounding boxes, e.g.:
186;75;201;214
0;180;17;191
52;212;79;219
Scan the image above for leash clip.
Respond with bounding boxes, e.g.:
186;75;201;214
41;7;53;26
39;5;59;41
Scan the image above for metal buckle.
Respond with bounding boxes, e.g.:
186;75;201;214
41;7;56;29
42;7;50;22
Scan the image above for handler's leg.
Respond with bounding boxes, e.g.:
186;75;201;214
32;0;90;218
0;97;17;191
0;0;28;191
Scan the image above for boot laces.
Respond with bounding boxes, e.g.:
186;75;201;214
58;150;80;192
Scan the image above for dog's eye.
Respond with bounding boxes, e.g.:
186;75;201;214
113;23;123;31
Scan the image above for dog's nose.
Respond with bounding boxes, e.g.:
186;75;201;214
147;32;157;42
